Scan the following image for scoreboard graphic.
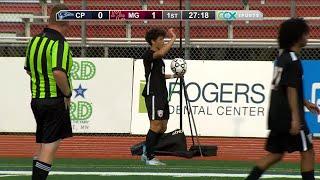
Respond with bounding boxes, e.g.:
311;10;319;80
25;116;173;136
56;10;263;21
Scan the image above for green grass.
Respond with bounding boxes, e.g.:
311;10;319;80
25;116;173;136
0;176;291;180
0;176;269;180
0;158;319;179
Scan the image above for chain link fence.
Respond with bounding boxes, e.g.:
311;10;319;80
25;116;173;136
0;0;320;60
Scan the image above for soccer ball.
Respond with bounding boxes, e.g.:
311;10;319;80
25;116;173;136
170;58;187;76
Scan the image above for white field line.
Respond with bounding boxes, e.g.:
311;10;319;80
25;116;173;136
0;171;319;178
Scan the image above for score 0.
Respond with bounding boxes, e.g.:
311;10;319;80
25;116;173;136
92;11;109;20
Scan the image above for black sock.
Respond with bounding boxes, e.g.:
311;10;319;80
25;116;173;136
301;170;315;180
145;129;161;160
246;166;264;180
32;160;38;179
32;160;51;180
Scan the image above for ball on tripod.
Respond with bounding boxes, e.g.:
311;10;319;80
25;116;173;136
170;58;187;76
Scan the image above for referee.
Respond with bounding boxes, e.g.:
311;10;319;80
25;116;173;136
24;4;73;180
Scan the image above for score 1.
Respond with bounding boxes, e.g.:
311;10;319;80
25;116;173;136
109;10;162;20
129;11;162;20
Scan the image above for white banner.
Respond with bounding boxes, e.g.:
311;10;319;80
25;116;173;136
131;60;274;137
0;57;133;133
70;58;133;133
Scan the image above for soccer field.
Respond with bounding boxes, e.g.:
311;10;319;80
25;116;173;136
1;158;319;179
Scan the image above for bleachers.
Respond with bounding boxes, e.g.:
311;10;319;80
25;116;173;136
1;0;320;39
0;3;40;13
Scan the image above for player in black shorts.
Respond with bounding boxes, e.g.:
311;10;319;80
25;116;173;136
24;4;73;180
246;18;319;180
141;28;178;165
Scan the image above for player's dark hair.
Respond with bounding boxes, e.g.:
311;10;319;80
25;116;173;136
278;18;309;49
145;28;166;46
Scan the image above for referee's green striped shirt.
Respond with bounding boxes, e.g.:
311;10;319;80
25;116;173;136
24;28;73;99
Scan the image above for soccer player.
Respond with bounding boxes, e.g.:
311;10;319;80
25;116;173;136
141;28;178;165
246;18;319;180
24;4;73;180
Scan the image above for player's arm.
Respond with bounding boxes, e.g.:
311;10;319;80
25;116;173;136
304;100;320;114
165;74;178;79
52;40;72;97
284;61;301;135
24;59;31;76
24;39;32;76
153;28;176;59
54;70;71;110
287;87;301;135
53;71;71;97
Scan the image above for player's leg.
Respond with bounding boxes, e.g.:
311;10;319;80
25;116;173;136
145;120;164;162
146;105;168;162
32;141;61;180
32;98;72;180
257;153;284;170
31;99;47;178
33;144;41;159
38;141;61;164
246;153;283;180
159;102;170;134
300;149;315;180
143;120;167;164
148;96;170;160
143;119;167;163
33;144;42;166
298;131;315;180
146;97;169;165
144;120;167;165
143;95;167;165
246;131;285;180
160;120;168;133
144;96;160;160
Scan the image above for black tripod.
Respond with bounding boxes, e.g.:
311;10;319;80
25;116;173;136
181;77;204;156
175;0;216;157
171;76;203;156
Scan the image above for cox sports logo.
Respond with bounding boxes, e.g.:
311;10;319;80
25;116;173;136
215;11;237;21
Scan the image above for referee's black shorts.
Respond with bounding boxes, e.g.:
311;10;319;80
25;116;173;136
265;129;313;154
144;95;170;121
31;97;73;143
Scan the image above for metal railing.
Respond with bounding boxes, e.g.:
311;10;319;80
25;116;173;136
1;0;320;60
